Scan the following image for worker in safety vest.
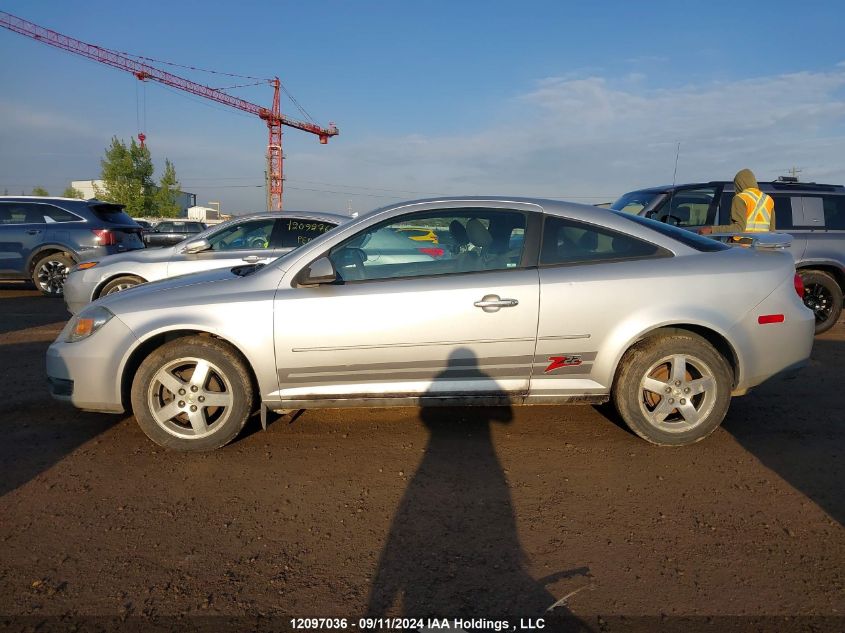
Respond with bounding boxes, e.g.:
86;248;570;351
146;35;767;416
699;168;775;235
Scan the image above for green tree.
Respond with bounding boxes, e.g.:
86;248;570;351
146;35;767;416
62;186;85;199
98;136;155;216
154;159;182;218
31;186;50;196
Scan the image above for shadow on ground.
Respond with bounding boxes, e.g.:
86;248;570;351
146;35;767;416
366;349;592;629
0;338;121;497
722;335;844;525
592;334;844;527
0;285;68;335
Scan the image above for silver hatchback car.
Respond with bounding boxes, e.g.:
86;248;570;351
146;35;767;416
47;198;814;451
63;210;347;313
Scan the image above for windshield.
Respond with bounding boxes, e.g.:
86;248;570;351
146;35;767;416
612;211;730;252
611;191;661;213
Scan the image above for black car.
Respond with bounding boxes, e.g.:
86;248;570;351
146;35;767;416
144;220;207;247
0;196;145;296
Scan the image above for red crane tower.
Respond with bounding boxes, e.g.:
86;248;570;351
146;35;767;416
0;11;339;211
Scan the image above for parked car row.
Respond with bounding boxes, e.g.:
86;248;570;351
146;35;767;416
46;197;815;452
63;211;347;313
0;196;144;295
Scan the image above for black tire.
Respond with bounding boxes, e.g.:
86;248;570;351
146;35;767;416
612;332;733;446
100;275;146;298
31;252;74;297
800;270;843;335
130;336;255;451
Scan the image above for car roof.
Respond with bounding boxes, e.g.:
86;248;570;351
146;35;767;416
625;181;845;194
0;196;118;204
226;210;351;223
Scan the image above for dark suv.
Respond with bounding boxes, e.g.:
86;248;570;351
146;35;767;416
613;179;845;333
0;197;145;296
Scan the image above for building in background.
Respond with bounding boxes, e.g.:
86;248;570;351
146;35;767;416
70;180;197;214
187;205;231;225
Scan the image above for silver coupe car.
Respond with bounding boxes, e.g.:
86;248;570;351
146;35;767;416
62;210;348;314
47;198;814;451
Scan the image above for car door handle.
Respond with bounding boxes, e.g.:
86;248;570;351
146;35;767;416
242;255;265;263
474;294;519;312
26;229;42;235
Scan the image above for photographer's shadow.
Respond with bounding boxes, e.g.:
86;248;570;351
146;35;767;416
366;349;590;628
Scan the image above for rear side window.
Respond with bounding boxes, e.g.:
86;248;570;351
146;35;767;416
42;205;82;223
186;222;205;232
156;222;173;232
614;211;730;252
541;216;665;265
88;203;135;225
823;195;845;230
0;202;81;224
276;218;337;248
770;195;794;230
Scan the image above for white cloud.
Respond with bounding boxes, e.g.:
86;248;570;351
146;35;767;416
3;68;845;212
286;66;845;211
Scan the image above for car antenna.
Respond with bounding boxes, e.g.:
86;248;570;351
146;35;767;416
665;141;680;218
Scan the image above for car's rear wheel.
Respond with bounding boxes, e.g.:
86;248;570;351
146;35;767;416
32;252;74;297
100;275;146;297
612;333;732;446
800;270;842;335
131;336;254;451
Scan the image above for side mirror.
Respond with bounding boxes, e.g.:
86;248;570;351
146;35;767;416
184;238;211;254
297;256;336;286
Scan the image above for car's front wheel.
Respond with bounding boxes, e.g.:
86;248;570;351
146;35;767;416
131;336;254;451
612;332;732;446
100;275;146;297
32;252;74;297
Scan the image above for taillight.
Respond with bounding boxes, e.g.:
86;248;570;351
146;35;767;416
91;229;117;246
793;273;804;298
418;247;444;258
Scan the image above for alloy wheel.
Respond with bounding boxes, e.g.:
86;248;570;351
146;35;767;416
639;354;718;433
146;357;234;439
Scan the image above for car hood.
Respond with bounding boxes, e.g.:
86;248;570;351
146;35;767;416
92;266;239;315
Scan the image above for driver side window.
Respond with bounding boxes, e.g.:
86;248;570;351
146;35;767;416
207;219;275;251
652;187;718;227
329;208;527;282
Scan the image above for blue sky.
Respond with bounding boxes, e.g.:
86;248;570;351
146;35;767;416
2;0;844;213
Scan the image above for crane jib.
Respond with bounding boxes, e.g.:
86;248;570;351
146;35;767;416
0;9;338;210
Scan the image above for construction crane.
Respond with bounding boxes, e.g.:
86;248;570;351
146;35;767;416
0;10;338;210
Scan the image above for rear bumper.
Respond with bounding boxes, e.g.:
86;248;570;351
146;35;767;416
730;298;815;393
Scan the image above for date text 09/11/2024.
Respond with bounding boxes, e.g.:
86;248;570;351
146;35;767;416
289;618;546;631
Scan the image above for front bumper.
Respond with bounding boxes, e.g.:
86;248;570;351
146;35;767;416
46;315;138;413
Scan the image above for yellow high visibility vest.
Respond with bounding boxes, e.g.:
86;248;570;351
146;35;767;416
738;188;773;232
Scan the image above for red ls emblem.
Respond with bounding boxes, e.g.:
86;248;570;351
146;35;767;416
545;355;583;373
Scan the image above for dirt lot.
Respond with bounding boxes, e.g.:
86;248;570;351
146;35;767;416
0;284;843;632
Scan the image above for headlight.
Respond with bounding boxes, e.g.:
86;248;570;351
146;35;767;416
70;261;99;273
66;306;114;343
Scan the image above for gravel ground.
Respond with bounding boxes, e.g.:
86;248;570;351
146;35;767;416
0;284;842;632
